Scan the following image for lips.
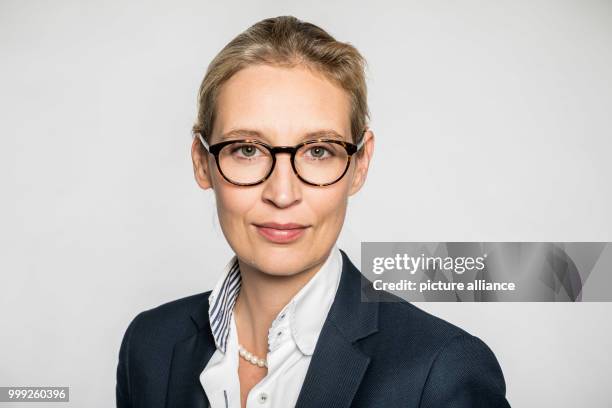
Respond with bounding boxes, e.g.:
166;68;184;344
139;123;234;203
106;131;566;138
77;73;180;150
254;222;309;243
255;222;308;230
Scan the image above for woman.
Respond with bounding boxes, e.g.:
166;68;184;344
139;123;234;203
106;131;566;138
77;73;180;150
116;15;511;408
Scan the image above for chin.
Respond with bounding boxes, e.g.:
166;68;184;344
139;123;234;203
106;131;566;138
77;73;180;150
254;257;308;277
247;243;313;275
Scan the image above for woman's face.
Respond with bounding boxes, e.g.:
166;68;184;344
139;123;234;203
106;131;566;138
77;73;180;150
192;64;373;276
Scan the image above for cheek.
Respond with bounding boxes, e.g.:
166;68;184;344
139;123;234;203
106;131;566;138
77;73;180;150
215;186;258;228
310;185;349;227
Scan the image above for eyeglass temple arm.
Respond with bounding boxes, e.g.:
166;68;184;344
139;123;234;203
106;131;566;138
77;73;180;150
196;132;210;152
355;130;367;151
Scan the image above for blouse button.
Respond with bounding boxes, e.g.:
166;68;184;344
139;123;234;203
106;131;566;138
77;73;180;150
257;392;269;404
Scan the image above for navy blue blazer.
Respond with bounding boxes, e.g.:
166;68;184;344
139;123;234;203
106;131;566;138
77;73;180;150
116;249;511;407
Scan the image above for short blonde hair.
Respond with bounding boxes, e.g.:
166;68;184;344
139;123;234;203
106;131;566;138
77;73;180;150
192;15;370;146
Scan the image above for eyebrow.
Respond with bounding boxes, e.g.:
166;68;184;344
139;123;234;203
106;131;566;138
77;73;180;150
218;128;346;143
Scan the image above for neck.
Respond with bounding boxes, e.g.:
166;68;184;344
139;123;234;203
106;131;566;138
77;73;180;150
233;251;330;357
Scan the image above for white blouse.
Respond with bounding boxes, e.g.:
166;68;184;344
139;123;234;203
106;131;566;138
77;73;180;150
200;244;343;408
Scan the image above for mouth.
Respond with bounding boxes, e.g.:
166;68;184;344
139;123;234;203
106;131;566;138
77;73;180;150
253;222;310;244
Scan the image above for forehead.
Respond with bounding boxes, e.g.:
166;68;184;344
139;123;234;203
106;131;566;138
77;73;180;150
212;64;351;144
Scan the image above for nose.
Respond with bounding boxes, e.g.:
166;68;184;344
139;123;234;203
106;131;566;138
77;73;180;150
261;153;302;208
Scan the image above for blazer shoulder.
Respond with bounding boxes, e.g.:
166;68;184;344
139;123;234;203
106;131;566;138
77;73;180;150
116;290;213;407
354;258;472;348
370;291;493;367
120;290;213;356
363;292;509;405
370;291;507;387
376;291;469;344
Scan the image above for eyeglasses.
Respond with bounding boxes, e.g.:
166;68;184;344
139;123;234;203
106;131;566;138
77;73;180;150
195;130;366;186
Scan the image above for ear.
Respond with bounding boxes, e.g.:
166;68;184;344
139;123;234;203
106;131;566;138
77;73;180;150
348;129;375;196
191;136;214;190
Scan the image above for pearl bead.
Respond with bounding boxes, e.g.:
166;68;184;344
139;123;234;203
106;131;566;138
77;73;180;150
238;343;268;368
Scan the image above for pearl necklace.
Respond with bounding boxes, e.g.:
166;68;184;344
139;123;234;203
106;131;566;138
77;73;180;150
238;343;268;368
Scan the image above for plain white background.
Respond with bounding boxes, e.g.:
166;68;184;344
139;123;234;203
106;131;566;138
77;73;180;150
1;0;611;406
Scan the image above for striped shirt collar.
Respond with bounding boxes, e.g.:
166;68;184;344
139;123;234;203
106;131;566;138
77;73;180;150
207;244;343;355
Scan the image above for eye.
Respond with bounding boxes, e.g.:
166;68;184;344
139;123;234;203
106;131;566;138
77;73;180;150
229;143;265;159
303;143;336;160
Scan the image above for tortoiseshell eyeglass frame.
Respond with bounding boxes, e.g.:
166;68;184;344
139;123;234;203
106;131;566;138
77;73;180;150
195;130;367;187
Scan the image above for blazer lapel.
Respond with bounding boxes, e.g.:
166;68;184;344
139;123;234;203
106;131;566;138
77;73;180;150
295;249;380;408
165;296;217;408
